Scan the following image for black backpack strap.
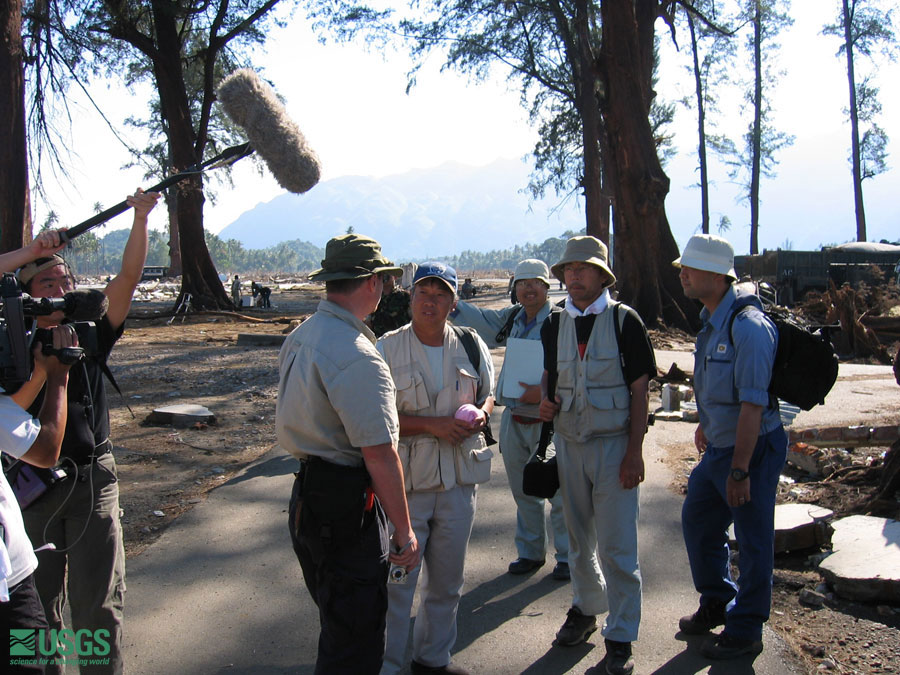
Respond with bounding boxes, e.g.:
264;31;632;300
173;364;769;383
494;305;523;344
97;358;135;419
451;325;481;373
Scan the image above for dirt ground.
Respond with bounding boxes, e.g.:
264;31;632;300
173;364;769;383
107;282;898;674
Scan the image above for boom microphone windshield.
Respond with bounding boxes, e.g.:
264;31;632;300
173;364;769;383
24;289;110;321
216;69;321;195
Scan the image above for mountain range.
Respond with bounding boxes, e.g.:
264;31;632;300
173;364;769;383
218;159;586;261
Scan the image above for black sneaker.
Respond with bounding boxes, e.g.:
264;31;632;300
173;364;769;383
678;600;727;635
555;606;597;646
508;557;545;575
410;660;472;675
551;561;570;581
604;639;634;675
700;632;764;660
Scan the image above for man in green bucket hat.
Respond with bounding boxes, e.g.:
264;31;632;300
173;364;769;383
277;233;420;673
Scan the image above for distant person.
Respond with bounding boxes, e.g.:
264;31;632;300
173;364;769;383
276;233;418;673
368;273;411;338
251;281;272;309
450;259;570;580
377;262;495;675
538;236;655;675
508;274;517;304
231;275;242;307
459;277;477;300
673;234;788;660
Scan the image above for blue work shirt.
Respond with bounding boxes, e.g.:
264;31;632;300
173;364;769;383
451;300;552;410
693;285;783;448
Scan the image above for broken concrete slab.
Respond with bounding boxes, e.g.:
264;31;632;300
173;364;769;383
773;504;833;552
144;403;217;428
818;515;900;603
236;333;286;347
728;504;833;553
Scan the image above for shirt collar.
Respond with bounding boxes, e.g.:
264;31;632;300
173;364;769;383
318;299;377;344
702;284;738;330
565;289;610;318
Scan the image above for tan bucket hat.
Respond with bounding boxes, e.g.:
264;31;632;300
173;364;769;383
309;233;402;282
550;236;616;287
514;259;552;286
672;234;737;280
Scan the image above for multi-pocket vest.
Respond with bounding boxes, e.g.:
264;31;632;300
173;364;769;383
380;326;493;491
555;307;631;442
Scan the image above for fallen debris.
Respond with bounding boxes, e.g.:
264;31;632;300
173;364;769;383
818;515;900;603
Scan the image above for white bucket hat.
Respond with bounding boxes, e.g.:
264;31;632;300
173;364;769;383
514;259;551;286
672;234;737;281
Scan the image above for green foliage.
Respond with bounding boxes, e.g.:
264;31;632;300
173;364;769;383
436;229;585;274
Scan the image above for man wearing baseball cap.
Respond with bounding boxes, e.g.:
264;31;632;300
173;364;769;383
450;258;570;580
277;233;419;673
538;236;656;675
377;261;495;675
673;234;787;660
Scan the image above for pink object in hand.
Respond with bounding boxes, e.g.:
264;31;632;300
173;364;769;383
454;404;481;425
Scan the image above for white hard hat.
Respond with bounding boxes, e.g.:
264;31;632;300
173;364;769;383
672;234;737;280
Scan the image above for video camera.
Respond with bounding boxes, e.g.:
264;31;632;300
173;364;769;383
0;273;105;390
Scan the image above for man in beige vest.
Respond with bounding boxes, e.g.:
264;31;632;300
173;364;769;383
277;234;419;674
539;237;656;675
377;262;495;675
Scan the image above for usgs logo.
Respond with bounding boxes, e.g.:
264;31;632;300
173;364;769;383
9;628;111;657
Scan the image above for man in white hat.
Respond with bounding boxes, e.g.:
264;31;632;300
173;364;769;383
673;233;787;660
450;258;570;579
538;237;656;675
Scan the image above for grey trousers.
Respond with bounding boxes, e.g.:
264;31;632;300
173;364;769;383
23;452;125;675
381;485;477;674
556;433;642;643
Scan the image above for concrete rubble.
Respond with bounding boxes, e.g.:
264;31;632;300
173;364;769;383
144;403;217;428
818;515;900;603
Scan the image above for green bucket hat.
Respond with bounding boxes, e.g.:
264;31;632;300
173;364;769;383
308;234;402;282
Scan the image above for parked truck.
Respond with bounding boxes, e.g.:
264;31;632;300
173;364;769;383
734;242;900;306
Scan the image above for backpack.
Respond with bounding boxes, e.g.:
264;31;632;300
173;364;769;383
727;299;838;411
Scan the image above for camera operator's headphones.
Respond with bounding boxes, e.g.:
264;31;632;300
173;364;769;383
16;255;76;291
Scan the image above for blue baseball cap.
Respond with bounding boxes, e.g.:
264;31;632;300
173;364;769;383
413;261;458;294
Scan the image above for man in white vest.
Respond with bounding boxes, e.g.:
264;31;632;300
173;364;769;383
378;262;495;675
539;237;656;675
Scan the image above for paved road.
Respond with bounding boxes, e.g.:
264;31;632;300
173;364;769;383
121;344;830;674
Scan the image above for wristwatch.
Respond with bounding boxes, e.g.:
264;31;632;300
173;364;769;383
730;468;749;482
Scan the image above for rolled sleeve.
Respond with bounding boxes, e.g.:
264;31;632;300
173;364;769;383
732;311;777;406
451;301;515;349
330;357;399;448
0;395;41;458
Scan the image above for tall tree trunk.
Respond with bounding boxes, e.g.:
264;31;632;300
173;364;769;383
573;1;605;240
688;11;711;234
749;0;762;255
843;0;867;242
599;0;698;331
151;3;230;309
0;0;27;253
166;190;183;276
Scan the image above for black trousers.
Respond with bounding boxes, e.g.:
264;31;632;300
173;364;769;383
2;574;49;674
289;463;389;674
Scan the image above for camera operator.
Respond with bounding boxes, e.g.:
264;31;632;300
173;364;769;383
13;189;159;675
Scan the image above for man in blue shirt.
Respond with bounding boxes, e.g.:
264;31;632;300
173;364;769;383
673;234;787;660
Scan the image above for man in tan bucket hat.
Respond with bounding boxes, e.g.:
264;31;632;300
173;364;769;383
277;233;420;673
538;236;656;675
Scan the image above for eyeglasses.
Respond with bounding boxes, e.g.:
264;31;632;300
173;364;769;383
515;279;546;289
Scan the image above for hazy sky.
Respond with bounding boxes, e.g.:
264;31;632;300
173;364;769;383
34;0;899;256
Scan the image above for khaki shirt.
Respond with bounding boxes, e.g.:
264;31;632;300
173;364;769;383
276;300;399;467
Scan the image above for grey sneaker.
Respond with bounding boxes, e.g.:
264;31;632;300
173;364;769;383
604;639;634;675
678;600;727;635
555;606;597;646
